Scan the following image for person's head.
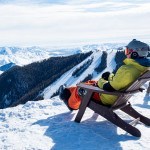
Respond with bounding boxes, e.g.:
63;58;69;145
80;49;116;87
125;39;150;59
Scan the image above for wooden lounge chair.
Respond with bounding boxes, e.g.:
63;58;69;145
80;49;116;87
74;69;150;137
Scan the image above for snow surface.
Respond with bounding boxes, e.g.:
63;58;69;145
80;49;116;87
0;70;3;74
0;87;149;150
0;46;82;68
43;47;117;99
0;44;124;67
0;44;150;150
0;45;97;75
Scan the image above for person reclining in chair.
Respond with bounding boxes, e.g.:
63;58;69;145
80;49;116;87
59;39;150;111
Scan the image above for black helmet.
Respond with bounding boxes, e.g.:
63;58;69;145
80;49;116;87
126;39;149;58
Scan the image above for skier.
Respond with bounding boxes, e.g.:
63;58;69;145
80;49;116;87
59;39;150;110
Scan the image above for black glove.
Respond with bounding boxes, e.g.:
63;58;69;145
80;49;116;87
102;72;110;81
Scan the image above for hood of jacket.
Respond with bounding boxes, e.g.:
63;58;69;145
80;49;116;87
123;58;149;72
134;57;150;67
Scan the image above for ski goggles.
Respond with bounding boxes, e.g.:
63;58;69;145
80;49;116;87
125;48;133;55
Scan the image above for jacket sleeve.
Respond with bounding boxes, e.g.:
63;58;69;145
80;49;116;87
98;72;115;90
108;73;115;81
98;78;108;89
98;78;116;92
109;66;134;91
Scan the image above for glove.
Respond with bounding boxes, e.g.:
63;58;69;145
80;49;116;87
102;72;110;81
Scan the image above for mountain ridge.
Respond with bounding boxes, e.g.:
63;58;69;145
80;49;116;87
0;51;93;108
0;44;125;73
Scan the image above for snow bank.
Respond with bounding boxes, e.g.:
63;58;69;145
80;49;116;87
0;84;149;150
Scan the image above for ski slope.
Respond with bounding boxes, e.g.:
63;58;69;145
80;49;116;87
43;48;116;99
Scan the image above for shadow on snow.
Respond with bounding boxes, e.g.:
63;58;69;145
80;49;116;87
134;93;150;109
33;111;139;150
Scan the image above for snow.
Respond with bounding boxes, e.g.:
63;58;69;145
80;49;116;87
0;44;150;150
43;48;117;99
0;88;150;150
0;70;3;74
0;46;91;68
0;44;124;69
43;49;103;99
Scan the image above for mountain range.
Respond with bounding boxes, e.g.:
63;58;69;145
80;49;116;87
0;44;125;72
0;44;126;109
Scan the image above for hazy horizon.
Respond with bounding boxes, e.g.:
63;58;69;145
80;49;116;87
0;0;149;47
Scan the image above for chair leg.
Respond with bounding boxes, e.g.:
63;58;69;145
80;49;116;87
75;90;93;123
121;103;150;126
109;112;141;137
89;101;141;137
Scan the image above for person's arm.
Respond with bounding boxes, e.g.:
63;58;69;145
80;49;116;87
98;78;116;92
101;65;134;92
103;82;116;92
98;72;116;92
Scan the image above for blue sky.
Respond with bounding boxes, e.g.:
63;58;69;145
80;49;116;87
0;0;150;47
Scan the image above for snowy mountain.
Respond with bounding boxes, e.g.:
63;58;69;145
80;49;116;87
43;49;114;99
0;46;82;73
0;43;149;150
0;62;15;72
0;44;125;73
0;43;126;109
0;51;93;109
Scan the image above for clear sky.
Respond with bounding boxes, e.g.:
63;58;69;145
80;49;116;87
0;0;150;47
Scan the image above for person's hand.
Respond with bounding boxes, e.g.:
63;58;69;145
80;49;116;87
102;72;110;80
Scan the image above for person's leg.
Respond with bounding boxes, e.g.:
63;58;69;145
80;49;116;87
68;87;81;110
91;93;102;104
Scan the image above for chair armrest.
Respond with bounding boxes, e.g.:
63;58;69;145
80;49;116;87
77;83;141;96
77;83;123;96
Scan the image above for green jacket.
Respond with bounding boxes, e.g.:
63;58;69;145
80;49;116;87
98;58;149;105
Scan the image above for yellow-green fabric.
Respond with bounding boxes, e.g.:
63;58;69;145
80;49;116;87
108;73;114;81
98;58;148;105
98;73;114;89
98;78;108;89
